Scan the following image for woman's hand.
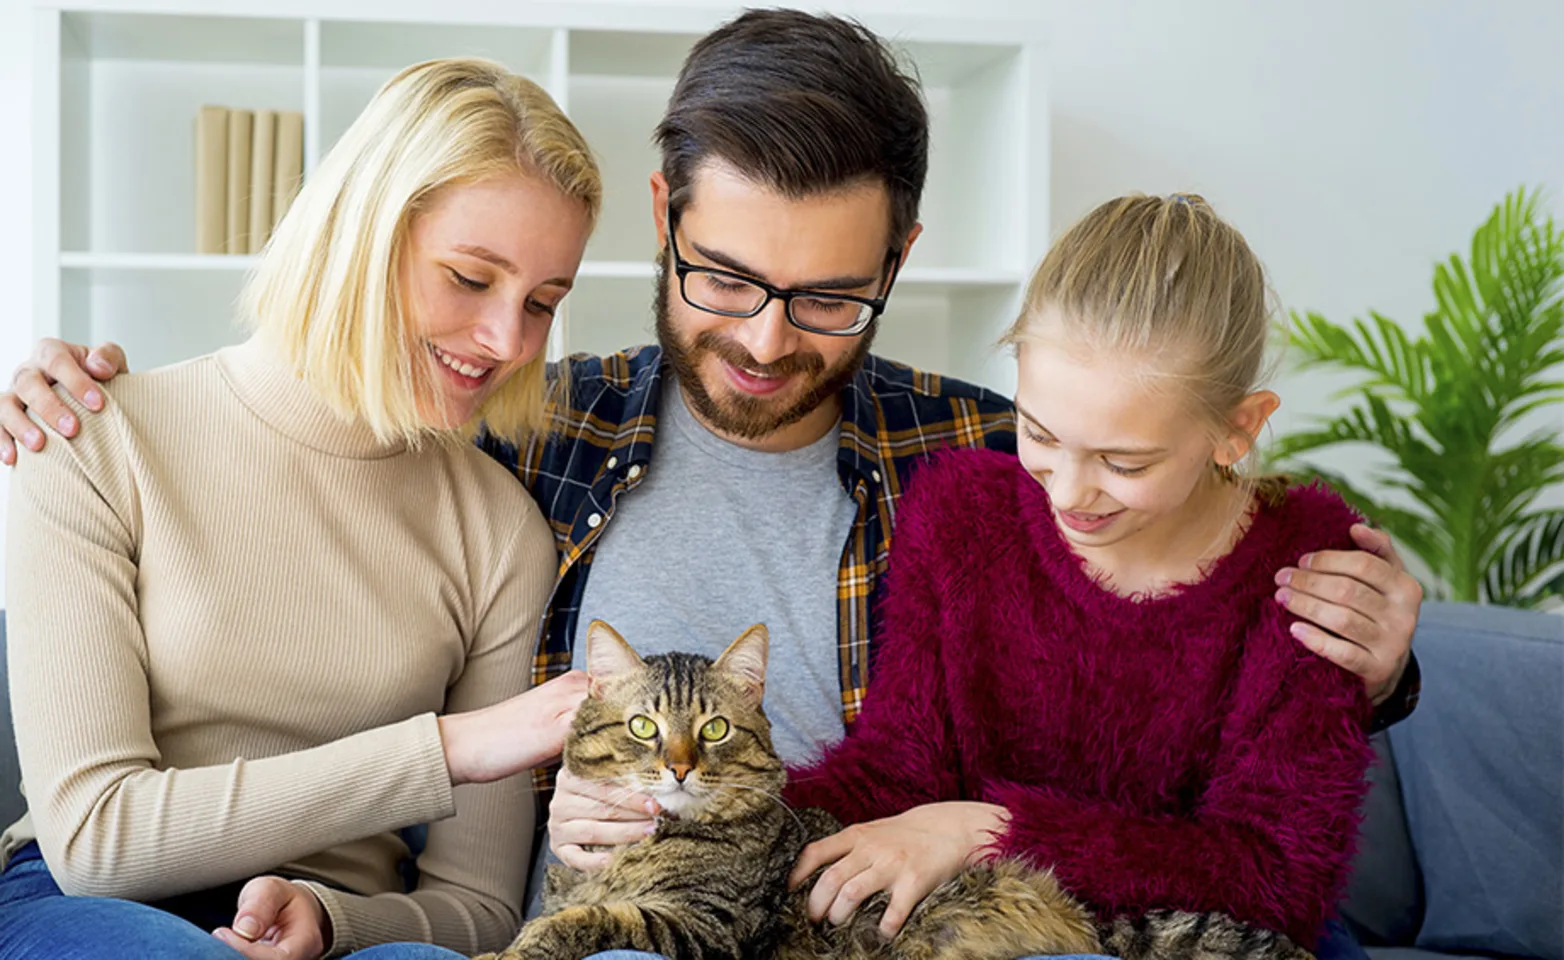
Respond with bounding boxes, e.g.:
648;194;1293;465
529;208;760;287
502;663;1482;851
438;670;590;786
212;876;330;960
788;802;1009;940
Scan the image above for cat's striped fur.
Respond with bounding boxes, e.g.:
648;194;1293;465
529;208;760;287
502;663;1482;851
475;622;1313;960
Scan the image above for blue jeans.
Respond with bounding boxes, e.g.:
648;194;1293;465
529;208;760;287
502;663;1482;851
575;955;1114;959
345;925;1361;960
0;843;451;960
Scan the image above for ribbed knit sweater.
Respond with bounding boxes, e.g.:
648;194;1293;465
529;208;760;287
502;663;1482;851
3;336;554;956
787;449;1373;945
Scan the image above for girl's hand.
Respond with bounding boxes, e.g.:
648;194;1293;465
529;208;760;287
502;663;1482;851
439;671;591;786
788;802;1009;940
212;876;330;960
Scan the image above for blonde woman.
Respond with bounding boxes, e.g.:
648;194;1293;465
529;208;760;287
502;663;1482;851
0;59;599;960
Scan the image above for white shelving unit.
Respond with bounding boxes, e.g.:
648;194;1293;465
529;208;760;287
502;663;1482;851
32;1;1048;391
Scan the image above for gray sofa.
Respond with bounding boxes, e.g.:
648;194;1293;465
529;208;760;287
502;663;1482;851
1;604;1561;958
1342;601;1562;960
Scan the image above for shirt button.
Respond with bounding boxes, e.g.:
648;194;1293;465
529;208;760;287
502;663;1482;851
606;456;618;470
628;464;643;480
871;469;882;483
587;513;603;529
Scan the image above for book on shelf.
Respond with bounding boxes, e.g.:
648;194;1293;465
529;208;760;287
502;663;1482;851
249;110;276;254
194;105;228;255
225;109;253;254
192;106;305;257
273;111;305;233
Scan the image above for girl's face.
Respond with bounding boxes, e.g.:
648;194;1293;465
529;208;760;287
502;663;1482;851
1012;334;1275;562
401;174;592;429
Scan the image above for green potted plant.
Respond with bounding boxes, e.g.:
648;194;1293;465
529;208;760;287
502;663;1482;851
1275;187;1564;607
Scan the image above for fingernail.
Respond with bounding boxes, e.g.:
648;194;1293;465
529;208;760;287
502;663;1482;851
1274;569;1292;586
1290;622;1308;640
235;916;262;939
58;414;75;434
24;428;41;449
1275;588;1292;605
1299;553;1314;569
89;357;113;374
85;389;103;410
644;822;658;835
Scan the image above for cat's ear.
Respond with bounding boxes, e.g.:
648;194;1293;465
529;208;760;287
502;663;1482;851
585;620;644;696
714;624;768;706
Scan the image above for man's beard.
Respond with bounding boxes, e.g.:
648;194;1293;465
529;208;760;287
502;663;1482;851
653;253;875;441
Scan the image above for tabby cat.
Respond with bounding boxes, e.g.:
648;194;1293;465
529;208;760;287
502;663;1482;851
475;621;1312;960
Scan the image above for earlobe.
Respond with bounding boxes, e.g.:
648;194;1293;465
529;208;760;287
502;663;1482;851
1222;390;1281;463
900;222;924;263
650;172;671;249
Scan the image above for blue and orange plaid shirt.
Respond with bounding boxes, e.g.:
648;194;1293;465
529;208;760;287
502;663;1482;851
478;345;1419;792
478;345;1014;769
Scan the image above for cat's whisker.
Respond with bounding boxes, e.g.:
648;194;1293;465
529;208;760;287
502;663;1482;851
703;779;807;834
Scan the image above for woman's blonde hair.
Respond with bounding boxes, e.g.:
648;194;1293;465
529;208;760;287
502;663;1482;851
241;57;602;445
1002;193;1286;502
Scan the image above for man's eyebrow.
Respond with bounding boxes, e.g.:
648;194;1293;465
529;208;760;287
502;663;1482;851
689;239;879;292
1013;402;1166;456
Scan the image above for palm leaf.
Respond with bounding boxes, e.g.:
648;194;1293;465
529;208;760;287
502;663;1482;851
1482;509;1564;605
1278;187;1564;605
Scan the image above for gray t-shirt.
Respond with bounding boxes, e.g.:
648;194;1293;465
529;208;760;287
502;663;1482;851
525;382;859;917
574;381;857;765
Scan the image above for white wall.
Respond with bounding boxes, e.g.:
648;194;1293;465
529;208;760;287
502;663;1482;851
0;0;33;598
1038;0;1564;441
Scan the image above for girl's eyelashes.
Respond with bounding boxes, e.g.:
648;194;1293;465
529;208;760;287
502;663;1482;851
527;298;559;317
448;268;489;292
1025;424;1153;478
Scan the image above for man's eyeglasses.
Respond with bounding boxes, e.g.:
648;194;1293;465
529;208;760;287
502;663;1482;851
666;208;902;337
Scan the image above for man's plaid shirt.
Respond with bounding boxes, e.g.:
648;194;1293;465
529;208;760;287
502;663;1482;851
478;345;1419;791
479;345;1015;760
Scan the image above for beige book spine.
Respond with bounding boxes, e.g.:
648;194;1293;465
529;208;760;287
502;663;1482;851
194;105;228;255
225;109;254;255
248;110;277;253
272;111;305;232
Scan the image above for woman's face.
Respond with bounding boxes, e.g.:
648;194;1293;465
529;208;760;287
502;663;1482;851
401;174;591;429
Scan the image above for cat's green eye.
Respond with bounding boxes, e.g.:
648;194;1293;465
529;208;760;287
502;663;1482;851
699;717;730;742
627;715;658;740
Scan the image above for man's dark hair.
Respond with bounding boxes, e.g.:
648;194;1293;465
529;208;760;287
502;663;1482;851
655;8;929;249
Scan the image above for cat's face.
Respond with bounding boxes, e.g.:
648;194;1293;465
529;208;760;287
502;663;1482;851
563;621;783;821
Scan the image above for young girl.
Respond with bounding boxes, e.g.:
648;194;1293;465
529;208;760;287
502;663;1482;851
1;60;599;960
787;194;1374;950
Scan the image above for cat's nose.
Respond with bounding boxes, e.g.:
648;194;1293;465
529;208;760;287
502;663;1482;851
669;763;693;783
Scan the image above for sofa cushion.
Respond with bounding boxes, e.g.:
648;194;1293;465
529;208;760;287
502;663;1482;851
1341;733;1424;944
1390;602;1562;960
0;611;23;831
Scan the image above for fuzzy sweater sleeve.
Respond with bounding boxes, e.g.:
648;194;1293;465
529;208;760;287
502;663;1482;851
987;599;1373;945
784;477;962;823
